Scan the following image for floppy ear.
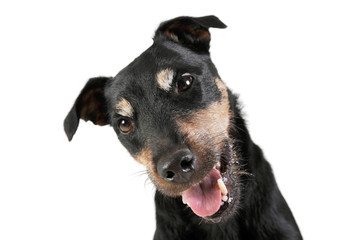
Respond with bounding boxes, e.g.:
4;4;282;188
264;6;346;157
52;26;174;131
154;15;227;54
64;76;111;141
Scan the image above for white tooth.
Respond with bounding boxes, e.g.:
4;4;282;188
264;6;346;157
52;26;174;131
216;161;221;169
220;201;224;206
217;178;228;195
222;195;228;202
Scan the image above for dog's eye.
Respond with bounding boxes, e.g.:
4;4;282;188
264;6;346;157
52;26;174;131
176;73;194;92
118;118;133;133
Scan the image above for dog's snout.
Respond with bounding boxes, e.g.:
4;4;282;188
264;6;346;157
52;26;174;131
157;149;196;184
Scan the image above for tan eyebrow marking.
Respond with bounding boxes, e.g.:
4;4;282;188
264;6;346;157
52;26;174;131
116;98;133;118
156;68;174;91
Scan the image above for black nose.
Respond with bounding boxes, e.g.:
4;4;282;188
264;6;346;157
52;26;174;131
157;149;196;184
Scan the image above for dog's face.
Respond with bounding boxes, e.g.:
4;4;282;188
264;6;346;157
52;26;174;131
64;16;241;223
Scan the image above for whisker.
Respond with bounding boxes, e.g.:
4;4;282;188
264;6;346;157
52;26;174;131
129;170;149;179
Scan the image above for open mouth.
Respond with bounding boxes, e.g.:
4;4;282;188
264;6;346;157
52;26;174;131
181;143;237;222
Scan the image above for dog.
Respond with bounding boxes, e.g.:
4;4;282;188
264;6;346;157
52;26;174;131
64;15;302;240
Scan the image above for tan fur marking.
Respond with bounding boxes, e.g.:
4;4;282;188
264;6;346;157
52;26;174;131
134;146;152;166
156;68;174;91
176;77;231;151
116;98;133;118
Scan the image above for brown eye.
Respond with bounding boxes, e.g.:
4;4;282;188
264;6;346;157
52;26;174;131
176;73;194;92
118;118;133;133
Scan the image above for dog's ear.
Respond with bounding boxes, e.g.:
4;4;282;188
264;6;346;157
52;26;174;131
154;15;227;53
64;76;111;141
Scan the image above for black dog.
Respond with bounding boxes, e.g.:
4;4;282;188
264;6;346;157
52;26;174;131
64;16;302;240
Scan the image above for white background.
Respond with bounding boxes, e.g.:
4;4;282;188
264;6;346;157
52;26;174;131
1;0;360;239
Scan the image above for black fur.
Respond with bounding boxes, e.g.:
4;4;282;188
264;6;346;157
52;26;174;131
64;16;302;239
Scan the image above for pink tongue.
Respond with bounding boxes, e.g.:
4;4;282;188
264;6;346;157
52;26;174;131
181;168;222;217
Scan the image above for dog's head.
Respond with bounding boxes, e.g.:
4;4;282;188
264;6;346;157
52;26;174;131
64;16;242;223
